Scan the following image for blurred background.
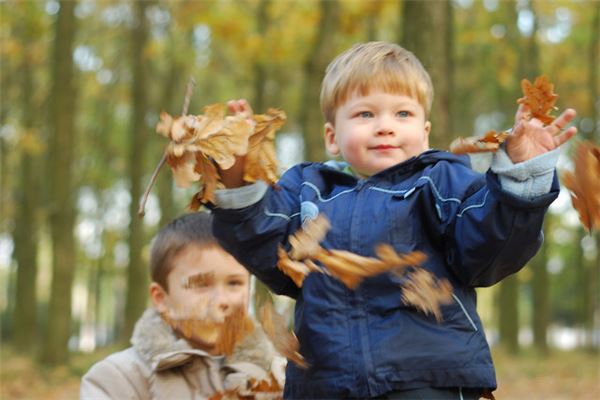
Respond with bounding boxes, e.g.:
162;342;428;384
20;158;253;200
0;0;598;398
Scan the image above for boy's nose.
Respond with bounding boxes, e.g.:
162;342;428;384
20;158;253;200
376;116;396;135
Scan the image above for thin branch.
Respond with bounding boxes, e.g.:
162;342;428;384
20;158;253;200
138;76;196;217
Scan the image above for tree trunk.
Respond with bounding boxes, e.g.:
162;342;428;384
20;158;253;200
532;220;550;354
123;0;150;341
498;273;520;354
12;15;41;351
40;0;78;365
299;0;340;162
252;0;271;114
400;0;454;148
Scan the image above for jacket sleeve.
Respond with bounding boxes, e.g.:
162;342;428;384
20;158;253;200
80;353;150;400
212;166;304;298
443;150;560;287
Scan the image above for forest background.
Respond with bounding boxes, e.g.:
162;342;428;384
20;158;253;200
0;0;599;398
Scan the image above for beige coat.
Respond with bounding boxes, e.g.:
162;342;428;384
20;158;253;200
80;309;285;400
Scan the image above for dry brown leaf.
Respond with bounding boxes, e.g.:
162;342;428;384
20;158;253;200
244;109;287;185
450;130;509;154
517;75;559;125
401;269;453;321
562;141;600;232
451;75;560;154
156;102;287;208
248;372;283;394
289;214;331;260
244;132;279;185
161;306;254;357
276;246;322;287
215;308;256;356
250;108;287;149
260;302;308;369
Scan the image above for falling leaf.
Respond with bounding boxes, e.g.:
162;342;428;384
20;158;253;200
215;307;256;356
260;302;308;369
289;214;331;260
517;75;558;125
161;305;254;357
401;269;453;321
277;247;321;287
450;130;510;154
562;141;600;232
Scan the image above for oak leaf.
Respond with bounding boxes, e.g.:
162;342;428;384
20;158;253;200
401;269;453;321
156;103;287;209
277;247;321;287
244;109;287;185
562;141;600;232
289;214;331;260
450;130;510;154
260;302;308;369
517;75;558;125
450;75;560;154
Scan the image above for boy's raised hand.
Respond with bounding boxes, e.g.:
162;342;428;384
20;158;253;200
505;104;577;163
220;99;255;188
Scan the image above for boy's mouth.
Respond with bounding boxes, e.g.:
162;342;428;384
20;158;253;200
371;144;398;150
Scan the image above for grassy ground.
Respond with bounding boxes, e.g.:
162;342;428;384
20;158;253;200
1;345;598;399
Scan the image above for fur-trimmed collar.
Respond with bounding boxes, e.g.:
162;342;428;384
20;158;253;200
131;308;278;373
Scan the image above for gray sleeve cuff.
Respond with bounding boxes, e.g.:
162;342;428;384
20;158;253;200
214;181;269;209
491;146;560;199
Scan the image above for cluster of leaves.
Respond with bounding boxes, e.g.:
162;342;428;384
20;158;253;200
450;75;558;154
562;141;600;233
277;215;453;320
156;103;286;208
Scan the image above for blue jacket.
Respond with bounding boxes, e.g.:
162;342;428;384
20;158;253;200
212;150;559;398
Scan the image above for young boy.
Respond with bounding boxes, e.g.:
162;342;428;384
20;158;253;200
212;42;577;398
81;212;284;399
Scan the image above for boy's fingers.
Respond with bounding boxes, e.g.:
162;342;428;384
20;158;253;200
553;127;577;147
549;108;577;135
515;103;530;122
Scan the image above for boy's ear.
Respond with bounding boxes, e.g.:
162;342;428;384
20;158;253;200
324;122;340;156
423;120;432;148
149;282;168;313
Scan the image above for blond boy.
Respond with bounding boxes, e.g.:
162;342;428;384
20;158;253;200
213;42;576;398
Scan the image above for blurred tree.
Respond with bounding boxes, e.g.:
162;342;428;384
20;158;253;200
300;0;340;161
123;0;151;341
521;1;550;355
41;0;78;365
12;1;45;352
400;0;454;148
582;1;600;349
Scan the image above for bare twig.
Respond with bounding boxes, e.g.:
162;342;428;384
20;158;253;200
138;76;196;218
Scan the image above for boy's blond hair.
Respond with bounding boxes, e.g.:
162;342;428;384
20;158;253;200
320;41;434;123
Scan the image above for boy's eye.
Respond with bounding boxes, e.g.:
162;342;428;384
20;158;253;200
397;111;410;118
228;279;245;287
357;111;373;118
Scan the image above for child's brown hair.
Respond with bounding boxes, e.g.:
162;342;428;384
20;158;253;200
150;212;216;292
320;41;434;123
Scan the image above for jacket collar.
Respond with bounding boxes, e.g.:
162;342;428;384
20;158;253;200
131;308;279;373
131;308;217;372
319;149;471;182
